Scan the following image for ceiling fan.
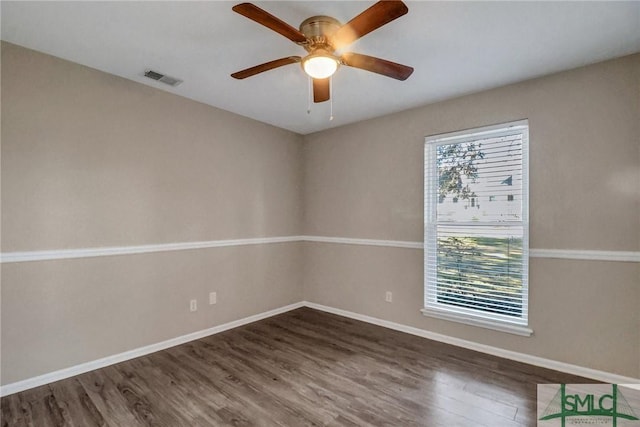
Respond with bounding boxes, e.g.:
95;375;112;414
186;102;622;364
230;1;414;103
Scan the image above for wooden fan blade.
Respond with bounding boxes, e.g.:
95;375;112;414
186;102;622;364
341;52;413;80
231;56;301;79
331;1;408;50
313;78;330;103
232;3;307;43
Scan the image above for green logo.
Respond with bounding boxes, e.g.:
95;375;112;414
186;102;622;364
539;384;639;426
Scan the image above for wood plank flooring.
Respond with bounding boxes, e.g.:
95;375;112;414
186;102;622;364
2;308;592;426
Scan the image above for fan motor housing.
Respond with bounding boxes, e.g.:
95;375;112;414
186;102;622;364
299;15;341;51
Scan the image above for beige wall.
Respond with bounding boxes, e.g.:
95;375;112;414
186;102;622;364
1;42;304;384
2;243;303;384
1;42;303;252
2;41;639;387
303;54;640;378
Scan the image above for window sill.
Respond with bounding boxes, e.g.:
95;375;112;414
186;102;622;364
421;308;533;337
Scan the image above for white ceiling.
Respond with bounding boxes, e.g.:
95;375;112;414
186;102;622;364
2;1;639;135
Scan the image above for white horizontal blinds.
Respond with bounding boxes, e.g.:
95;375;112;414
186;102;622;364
425;122;529;326
437;132;523;223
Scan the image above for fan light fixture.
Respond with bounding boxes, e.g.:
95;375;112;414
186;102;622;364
231;2;414;103
302;52;339;79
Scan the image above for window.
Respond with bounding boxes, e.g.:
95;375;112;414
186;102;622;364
423;120;531;336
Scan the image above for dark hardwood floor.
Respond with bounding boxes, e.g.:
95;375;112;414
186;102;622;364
2;308;591;426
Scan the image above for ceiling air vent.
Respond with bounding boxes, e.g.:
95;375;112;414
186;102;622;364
144;69;183;87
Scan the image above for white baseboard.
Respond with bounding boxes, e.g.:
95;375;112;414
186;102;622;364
0;302;304;397
2;300;637;397
303;301;640;385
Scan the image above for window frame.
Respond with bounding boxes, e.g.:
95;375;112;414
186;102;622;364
422;120;532;336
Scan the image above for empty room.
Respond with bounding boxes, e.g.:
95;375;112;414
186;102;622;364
1;1;639;426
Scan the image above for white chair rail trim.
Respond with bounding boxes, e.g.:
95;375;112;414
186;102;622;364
1;235;638;263
0;236;306;263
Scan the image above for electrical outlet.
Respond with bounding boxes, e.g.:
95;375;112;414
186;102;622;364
209;292;217;305
190;299;197;312
385;291;393;303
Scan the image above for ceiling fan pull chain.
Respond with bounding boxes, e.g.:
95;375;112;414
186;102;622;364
307;76;312;114
329;76;334;121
